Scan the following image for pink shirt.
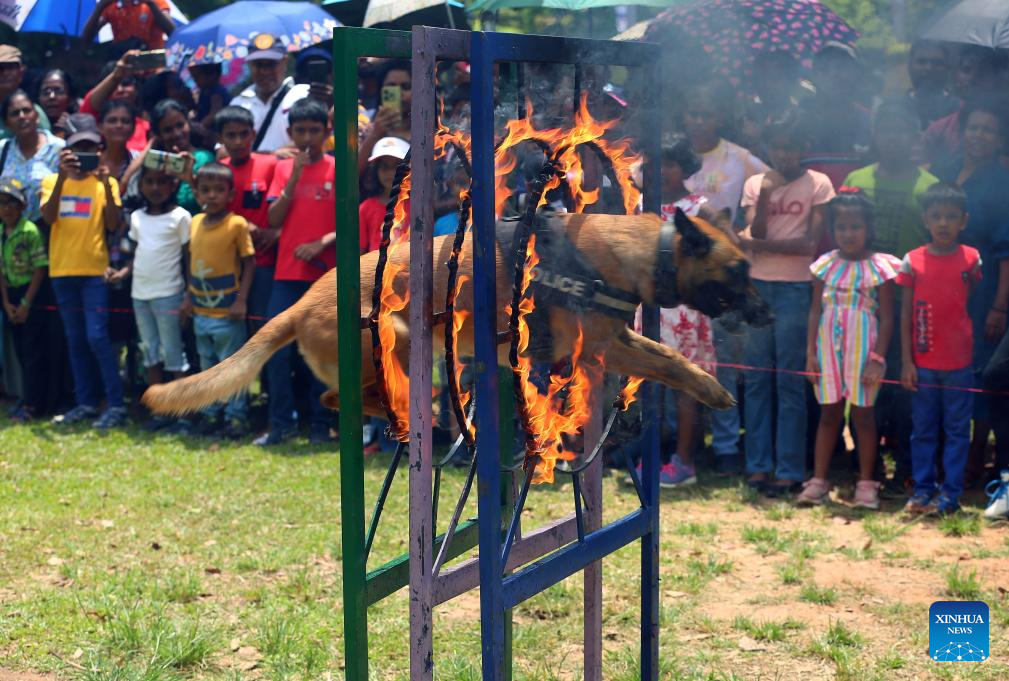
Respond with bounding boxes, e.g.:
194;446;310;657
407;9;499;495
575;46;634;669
741;169;835;282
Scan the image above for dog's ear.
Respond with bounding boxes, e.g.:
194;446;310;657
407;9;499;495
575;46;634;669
675;208;713;258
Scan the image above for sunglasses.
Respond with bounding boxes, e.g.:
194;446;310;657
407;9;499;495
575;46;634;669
0;198;22;207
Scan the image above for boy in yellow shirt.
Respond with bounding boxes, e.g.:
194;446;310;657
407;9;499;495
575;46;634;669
180;162;255;438
39;113;125;429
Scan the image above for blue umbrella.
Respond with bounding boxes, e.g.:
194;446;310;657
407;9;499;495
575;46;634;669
166;0;340;68
14;0;91;35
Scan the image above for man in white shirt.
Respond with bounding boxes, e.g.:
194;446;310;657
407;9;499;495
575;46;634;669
229;34;309;155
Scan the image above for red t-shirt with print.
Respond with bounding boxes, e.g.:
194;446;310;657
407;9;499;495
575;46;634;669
101;0;172;49
896;244;982;371
267;155;336;282
224;153;278;268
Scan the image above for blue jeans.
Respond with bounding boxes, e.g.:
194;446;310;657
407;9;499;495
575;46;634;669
193;314;247;421
265;279;328;433
51;276;124;409
133;293;189;373
248;265;273;331
743;280;811;481
711;317;743;457
911;366;973;502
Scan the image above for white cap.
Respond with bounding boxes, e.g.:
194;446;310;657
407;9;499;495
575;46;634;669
369;136;410;162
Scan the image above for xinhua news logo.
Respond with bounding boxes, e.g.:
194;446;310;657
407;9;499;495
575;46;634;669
929;601;989;662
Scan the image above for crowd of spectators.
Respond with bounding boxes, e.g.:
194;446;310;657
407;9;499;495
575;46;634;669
1;16;1008;515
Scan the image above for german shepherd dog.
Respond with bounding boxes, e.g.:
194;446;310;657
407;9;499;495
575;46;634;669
142;210;770;418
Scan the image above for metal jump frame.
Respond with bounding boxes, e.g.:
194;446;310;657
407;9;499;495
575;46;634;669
334;25;662;681
469;31;663;681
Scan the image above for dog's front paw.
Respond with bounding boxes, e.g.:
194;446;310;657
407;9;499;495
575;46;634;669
692;374;735;410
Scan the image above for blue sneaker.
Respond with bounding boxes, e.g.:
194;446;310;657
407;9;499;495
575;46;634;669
935;495;961;517
904;492;936;514
984;470;1009;520
659;455;696;489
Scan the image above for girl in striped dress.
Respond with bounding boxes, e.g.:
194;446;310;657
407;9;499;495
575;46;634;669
797;189;901;509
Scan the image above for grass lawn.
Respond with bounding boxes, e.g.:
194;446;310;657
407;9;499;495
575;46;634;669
2;419;1009;680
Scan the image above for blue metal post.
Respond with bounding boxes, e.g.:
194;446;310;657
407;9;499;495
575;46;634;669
471;30;506;681
640;55;663;681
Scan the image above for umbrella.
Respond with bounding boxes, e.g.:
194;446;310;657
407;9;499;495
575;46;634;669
644;0;858;86
322;0;468;30
921;0;1009;49
3;0;187;36
469;0;672;10
165;1;339;68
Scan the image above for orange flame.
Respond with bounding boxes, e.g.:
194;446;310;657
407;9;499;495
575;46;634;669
616;376;645;411
510;235;604;484
373;99;643;477
378;261;410;440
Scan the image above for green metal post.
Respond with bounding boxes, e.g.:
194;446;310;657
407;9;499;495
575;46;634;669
332;28;410;681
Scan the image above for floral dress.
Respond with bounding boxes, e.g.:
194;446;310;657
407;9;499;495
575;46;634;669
635;194;717;375
811;250;901;407
0;130;65;222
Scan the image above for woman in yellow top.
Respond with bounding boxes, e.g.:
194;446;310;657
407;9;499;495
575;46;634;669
39;113;127;430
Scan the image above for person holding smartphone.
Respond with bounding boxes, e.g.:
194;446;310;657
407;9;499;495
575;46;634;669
357;59;411;176
39;113;127;430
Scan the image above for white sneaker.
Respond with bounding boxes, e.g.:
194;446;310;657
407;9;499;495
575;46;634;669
984;470;1009;520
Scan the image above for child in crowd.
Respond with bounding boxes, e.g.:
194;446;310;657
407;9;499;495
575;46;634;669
261;99;336;446
843;101;938;494
899;184;981;516
181;163;255;439
797;189;900;509
683;84;769;476
191;63;228;132
739;110;836;496
216;106;278;340
0;179;49;422
360;136;410;253
111;165;191;431
40;113;127;429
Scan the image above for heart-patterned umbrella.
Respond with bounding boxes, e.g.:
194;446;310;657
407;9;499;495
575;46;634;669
644;0;859;87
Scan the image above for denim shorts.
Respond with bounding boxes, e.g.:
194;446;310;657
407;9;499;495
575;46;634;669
133;293;189;372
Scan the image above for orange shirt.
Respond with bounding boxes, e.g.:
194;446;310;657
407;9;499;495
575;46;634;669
101;0;171;49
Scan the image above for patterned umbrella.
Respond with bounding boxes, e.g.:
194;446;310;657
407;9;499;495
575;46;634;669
165;1;339;69
643;0;858;87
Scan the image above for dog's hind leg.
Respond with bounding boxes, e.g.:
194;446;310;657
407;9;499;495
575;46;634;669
603;328;735;409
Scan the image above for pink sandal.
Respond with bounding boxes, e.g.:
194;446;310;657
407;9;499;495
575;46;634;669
853;480;881;510
796;477;831;506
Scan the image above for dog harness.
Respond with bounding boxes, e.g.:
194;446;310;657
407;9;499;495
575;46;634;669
496;210;680;322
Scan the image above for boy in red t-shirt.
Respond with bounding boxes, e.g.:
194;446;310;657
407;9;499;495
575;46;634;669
258;99;335;446
216;106;278;338
82;0;175;49
898;183;982;515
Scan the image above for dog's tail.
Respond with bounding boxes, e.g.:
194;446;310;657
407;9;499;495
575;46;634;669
142;307;298;415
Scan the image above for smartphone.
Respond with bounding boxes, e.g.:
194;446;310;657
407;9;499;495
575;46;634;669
143;149;186;174
130;49;167;71
305;60;330;85
381;85;402;114
76;152;99;172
